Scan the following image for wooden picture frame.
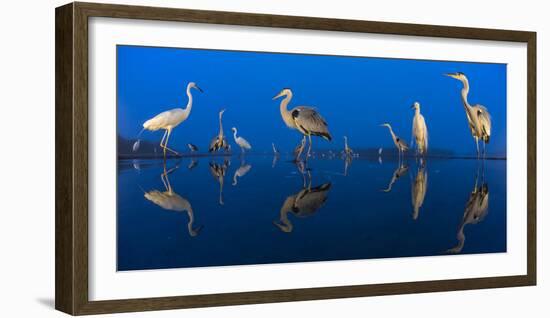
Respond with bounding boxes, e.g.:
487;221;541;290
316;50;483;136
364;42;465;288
55;2;536;315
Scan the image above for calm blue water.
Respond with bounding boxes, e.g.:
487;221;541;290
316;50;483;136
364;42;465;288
117;156;506;271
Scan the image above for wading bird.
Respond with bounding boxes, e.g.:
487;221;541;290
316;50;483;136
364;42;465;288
445;72;492;158
342;136;354;157
273;88;332;160
448;168;489;253
209;109;230;153
380;123;408;158
231;127;252;153
411;102;428;156
143;162;202;237
133;82;203;157
187;143;198;152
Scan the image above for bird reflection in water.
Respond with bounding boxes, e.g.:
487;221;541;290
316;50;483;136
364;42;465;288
411;161;428;220
233;159;252;186
382;160;408;192
343;155;353;176
143;161;202;237
448;164;489;253
187;158;199;170
209;159;230;205
273;161;332;233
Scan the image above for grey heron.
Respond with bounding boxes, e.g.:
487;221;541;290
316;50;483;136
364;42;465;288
380;123;408;158
209;159;230;205
187;143;199;152
445;72;492;158
209;109;230;153
273;88;332;160
133;82;203;157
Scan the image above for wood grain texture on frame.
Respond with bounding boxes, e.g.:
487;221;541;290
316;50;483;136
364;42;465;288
55;2;537;315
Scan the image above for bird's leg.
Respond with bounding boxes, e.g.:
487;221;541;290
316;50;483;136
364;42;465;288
163;129;180;156
307;135;313;158
160;130;168;157
475;137;480;159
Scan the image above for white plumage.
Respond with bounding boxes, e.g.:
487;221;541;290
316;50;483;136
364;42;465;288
231;127;252;153
133;82;203;157
411;102;428;156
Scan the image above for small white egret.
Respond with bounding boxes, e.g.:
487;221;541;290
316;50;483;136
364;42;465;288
133;82;203;157
187;143;198;152
231;127;252;153
273;88;332;160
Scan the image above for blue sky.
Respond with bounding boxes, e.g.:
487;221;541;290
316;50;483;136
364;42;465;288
117;45;507;156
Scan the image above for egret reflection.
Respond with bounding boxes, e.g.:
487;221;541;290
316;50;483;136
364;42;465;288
411;163;428;220
448;165;489;253
209;159;230;205
233;160;252;186
187;158;199;170
143;161;202;237
273;162;332;233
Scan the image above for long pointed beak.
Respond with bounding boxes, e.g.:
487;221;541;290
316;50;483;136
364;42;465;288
195;85;204;93
444;73;457;79
272;92;283;100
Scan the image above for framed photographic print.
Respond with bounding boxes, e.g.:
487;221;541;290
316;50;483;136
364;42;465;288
55;2;536;315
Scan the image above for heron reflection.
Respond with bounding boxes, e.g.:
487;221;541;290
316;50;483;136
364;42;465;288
187;158;199;170
233;159;252;186
343;155;353;176
448;165;489;253
411;163;428;220
273;162;332;233
143;161;202;237
382;160;408;192
209;159;230;205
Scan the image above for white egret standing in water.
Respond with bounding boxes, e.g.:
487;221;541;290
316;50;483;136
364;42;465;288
231;127;252;153
411;102;428;157
273;88;332;160
445;72;492;158
133;82;203;157
380;123;408;158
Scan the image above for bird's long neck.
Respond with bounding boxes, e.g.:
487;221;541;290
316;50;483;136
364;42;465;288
233;129;238;140
183;85;193;116
387;126;397;141
415;107;420;116
218;112;224;136
279;92;294;127
460;78;471;109
344;138;348;149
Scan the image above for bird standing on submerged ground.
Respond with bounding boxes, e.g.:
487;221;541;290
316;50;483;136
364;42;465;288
343;136;354;157
273;88;332;160
231;127;252;153
380;123;408;158
187;143;198;152
209;109;230;153
272;143;279;155
133;82;203;157
445;72;492;158
411;102;428;157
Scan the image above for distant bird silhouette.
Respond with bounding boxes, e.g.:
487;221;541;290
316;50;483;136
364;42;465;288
187;143;199;152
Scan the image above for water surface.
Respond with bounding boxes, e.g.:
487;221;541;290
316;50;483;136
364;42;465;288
117;156;506;271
